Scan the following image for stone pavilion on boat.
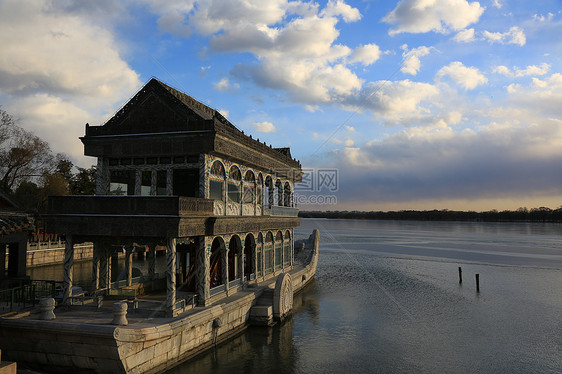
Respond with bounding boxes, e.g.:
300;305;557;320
45;78;302;315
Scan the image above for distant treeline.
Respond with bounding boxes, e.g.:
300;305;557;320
299;207;562;222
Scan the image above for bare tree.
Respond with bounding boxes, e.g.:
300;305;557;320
0;108;54;192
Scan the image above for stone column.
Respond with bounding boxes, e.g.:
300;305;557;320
291;229;295;266
63;235;74;305
166;238;176;312
166;168;173;195
281;238;285;269
150;170;156;195
135;170;141;195
199;154;207;199
195;237;210;305
126;249;133;287
96;157;109;195
223;178;227;213
99;249;108;290
240;242;245;283
223;247;229;292
92;242;100;292
239;180;243;215
253;242;258;279
148;243;156;279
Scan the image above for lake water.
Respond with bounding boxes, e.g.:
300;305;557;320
168;218;562;374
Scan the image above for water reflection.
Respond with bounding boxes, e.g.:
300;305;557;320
167;284;319;374
168;219;561;374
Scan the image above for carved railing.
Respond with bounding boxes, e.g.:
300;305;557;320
262;206;299;217
48;196;214;217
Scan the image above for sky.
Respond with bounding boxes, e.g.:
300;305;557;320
1;0;562;211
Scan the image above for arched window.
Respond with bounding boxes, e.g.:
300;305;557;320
284;182;291;207
244;233;255;280
275;179;283;206
210;237;225;288
265;176;274;208
209;161;225;201
228;235;242;282
228;166;241;203
243;170;255;204
211;161;225;176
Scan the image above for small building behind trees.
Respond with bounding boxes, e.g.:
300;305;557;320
0;188;33;289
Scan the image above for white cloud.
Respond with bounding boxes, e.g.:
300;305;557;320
492;65;512;76
346;80;440;123
400;45;432;75
218;109;230;118
252;121;277;133
349;44;382;66
453;28;475;42
345;125;356;132
493;63;551;77
0;0;141;165
332;137;355;147
320;0;361;22
383;0;484;35
436;61;487;90
214;78;240;92
533;13;554;23
492;0;502;9
483;26;526;46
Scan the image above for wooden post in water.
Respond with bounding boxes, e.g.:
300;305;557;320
475;273;480;292
458;267;462;284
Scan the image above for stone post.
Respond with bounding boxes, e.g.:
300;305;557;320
195;237;210;305
99;248;108;291
38;297;56;320
126;250;132;287
111;302;128;326
166;238;176;313
63;235;74;305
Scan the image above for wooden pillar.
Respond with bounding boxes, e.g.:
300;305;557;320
92;242;100;291
196;237;210;305
166;238;176;313
126;250;133;287
63;235;74;305
148;244;156;279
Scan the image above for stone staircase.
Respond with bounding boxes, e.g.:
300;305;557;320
249;288;274;326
